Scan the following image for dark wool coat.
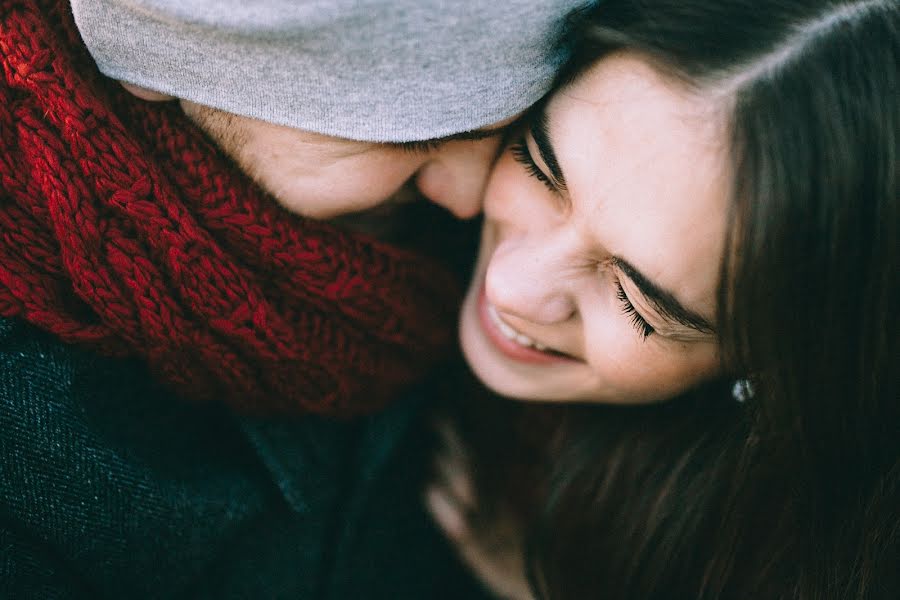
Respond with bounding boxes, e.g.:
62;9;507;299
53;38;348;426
0;317;490;599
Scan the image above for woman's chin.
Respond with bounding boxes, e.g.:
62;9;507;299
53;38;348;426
459;285;562;403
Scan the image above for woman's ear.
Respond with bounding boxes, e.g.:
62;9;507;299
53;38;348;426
119;82;176;102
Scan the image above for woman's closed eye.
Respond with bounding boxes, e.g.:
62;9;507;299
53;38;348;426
615;279;655;340
509;136;557;193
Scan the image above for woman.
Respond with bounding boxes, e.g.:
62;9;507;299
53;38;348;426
428;1;899;598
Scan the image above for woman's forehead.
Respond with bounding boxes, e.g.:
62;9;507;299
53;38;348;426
551;53;730;318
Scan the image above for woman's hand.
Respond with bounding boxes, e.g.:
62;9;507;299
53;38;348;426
425;421;536;600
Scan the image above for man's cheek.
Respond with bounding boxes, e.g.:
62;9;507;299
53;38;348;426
274;178;405;220
277;191;371;220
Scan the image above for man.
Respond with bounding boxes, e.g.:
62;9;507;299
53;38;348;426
0;0;580;596
75;0;567;220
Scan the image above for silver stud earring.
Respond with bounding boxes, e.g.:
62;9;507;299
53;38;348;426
732;379;754;403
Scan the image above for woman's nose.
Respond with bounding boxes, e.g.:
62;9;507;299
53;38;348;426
483;236;576;325
414;136;503;218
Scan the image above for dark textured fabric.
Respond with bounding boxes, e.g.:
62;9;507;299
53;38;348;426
0;0;461;416
0;317;491;599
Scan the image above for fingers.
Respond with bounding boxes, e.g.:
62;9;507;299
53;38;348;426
425;483;469;540
427;419;477;539
425;419;537;600
433;419;468;462
455;535;535;600
434;444;477;509
426;481;536;600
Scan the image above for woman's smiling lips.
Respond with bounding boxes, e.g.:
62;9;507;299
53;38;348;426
477;286;576;364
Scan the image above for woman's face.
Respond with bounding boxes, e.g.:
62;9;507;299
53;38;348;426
460;52;730;404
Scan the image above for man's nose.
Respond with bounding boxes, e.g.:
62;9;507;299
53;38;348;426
484;235;576;326
414;136;503;218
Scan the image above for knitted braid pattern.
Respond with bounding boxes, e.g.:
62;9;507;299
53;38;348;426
0;0;461;416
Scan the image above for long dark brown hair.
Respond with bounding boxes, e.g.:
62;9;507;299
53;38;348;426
457;1;898;598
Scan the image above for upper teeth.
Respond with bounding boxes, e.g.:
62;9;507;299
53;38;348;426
487;303;548;351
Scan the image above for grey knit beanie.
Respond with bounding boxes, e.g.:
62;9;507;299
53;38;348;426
71;0;584;142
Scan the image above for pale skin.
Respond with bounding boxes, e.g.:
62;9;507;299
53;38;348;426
459;52;729;406
433;52;734;598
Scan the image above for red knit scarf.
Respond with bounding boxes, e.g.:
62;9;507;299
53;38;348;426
0;0;461;416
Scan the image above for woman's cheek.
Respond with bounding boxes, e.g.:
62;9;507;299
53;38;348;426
482;151;538;223
582;316;646;395
630;341;720;403
582;319;694;404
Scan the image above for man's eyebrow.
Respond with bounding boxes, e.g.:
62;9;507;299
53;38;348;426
529;110;567;191
395;125;505;147
439;126;506;142
613;257;716;335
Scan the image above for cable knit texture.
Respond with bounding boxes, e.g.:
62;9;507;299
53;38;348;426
0;0;460;416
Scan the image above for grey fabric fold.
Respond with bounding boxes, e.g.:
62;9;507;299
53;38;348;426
71;0;584;142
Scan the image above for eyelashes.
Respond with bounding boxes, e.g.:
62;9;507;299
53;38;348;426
509;137;557;193
395;139;444;154
616;280;654;340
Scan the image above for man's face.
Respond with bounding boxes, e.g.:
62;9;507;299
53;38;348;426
122;83;507;220
179;100;506;220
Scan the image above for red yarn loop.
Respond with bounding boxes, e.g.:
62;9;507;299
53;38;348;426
0;0;461;416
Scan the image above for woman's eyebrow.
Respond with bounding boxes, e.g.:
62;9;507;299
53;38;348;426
613;257;715;335
530;111;568;191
